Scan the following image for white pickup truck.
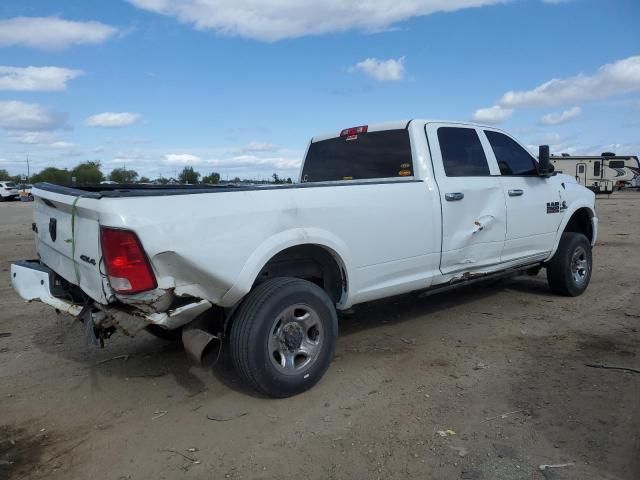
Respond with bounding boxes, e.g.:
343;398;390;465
11;120;597;397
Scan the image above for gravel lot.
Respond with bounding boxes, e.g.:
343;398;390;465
1;193;638;480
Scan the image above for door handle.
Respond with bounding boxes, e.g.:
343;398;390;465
445;192;464;201
508;189;524;197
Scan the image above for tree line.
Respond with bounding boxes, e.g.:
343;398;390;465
0;163;293;185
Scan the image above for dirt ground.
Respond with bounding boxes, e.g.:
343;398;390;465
1;192;638;480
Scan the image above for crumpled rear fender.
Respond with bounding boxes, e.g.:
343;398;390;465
220;227;353;309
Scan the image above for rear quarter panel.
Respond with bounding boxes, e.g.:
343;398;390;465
99;182;440;308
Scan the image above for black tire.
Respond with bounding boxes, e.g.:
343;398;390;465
546;232;592;296
230;277;338;398
146;324;182;341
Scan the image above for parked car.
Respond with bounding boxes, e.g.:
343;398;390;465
0;181;19;201
11;119;597;397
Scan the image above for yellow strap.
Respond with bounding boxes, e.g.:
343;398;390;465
71;195;82;286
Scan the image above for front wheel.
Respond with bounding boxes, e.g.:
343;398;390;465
546;232;592;296
230;277;338;398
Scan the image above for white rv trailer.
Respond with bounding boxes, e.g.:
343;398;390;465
550;154;640;194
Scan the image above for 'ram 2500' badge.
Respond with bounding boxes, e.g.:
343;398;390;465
547;202;560;213
546;201;568;214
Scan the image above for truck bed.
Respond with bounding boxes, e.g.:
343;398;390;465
29;178;435;310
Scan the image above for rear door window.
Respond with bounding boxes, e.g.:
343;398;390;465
437;127;490;177
485;130;538;176
301;129;412;182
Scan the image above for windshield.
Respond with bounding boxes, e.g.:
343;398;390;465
4;182;16;188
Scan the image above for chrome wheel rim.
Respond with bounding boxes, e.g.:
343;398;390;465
268;304;323;375
571;246;589;285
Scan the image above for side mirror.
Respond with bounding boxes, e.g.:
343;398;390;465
538;145;554;176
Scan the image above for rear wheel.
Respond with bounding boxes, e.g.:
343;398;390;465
230;277;338;398
546;232;592;296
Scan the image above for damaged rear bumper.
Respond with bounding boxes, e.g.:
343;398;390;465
10;260;84;316
10;260;212;335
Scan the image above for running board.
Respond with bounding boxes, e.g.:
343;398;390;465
414;262;541;299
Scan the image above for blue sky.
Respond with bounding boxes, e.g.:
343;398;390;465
0;0;638;180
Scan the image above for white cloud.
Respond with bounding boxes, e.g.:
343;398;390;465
589;143;640;156
471;105;513;124
0;101;67;131
208;154;300;170
127;0;507;41
0;17;119;51
85;112;140;128
0;66;83;91
533;132;564;145
9;131;58;145
240;141;279;153
500;56;640;107
110;150;153;164
163;153;202;165
50;141;76;149
8;131;76;149
540;106;582;125
350;57;406;82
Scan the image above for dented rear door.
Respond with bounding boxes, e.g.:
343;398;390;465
426;123;506;275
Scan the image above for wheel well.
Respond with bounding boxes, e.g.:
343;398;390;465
254;245;346;304
564;208;594;243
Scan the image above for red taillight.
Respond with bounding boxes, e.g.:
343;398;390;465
100;227;157;294
340;125;368;137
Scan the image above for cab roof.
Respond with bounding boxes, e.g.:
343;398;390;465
311;119;498;142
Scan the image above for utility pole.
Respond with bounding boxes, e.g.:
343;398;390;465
25;154;30;183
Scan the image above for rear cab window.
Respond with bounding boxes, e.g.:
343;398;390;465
301;129;413;182
437;127;490;176
3;182;16;188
